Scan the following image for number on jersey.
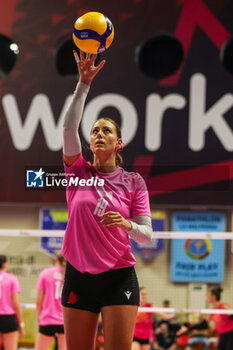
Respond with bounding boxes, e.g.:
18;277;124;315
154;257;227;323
54;280;63;299
93;197;108;217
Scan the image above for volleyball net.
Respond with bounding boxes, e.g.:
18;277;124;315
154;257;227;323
0;227;232;349
0;228;232;314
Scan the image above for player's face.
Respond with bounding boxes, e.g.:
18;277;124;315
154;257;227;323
160;323;169;334
90;119;122;154
207;292;215;304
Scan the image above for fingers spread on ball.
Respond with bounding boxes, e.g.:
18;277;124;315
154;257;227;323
91;54;97;63
96;60;106;72
73;50;80;63
80;50;85;61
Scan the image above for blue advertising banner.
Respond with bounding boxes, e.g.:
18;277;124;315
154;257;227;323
170;212;225;283
131;211;166;260
40;237;64;258
40;208;68;230
40;208;67;257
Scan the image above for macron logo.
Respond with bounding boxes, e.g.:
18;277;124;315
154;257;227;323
124;291;132;300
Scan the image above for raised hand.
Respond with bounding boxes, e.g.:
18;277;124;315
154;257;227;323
73;50;106;86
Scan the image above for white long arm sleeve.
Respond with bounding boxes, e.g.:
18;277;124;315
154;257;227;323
63;82;90;156
128;215;152;244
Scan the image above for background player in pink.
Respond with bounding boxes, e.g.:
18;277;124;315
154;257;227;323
61;50;153;350
0;255;25;350
208;287;233;350
177;287;233;350
132;287;154;350
132;287;174;350
34;252;66;350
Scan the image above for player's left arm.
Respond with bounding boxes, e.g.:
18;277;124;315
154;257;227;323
36;290;44;324
222;303;230;309
222;303;233;319
128;215;152;244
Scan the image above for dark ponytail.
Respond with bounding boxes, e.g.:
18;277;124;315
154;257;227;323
210;287;223;301
0;255;7;269
56;251;66;268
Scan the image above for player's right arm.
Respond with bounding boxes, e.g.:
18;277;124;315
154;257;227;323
12;292;25;339
63;50;105;166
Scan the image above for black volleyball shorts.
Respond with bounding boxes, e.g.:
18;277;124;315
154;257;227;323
0;314;18;333
62;262;139;313
133;337;150;345
39;325;64;336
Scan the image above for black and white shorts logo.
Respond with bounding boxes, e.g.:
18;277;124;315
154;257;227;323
124;291;132;300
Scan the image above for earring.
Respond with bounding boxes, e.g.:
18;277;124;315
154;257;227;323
118;146;123;153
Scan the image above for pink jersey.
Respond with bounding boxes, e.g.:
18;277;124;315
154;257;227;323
211;302;233;334
36;266;64;326
62;153;151;274
134;303;153;340
0;271;21;315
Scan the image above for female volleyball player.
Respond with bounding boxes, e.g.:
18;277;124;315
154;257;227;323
207;287;233;350
132;287;175;350
177;287;233;350
61;50;152;350
34;252;66;350
0;255;25;350
132;287;154;350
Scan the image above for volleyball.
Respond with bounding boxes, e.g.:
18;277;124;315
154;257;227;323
72;12;114;54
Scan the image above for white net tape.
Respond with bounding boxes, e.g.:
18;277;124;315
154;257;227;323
1;229;233;239
20;304;233;315
138;307;233;315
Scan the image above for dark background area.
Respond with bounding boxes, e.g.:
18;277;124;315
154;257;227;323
0;0;233;205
